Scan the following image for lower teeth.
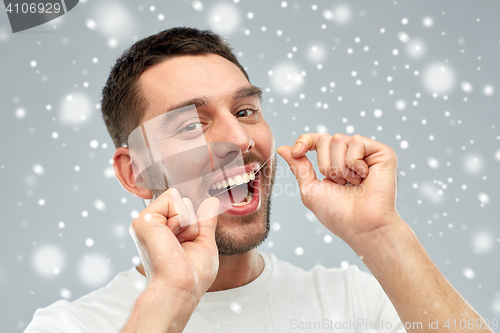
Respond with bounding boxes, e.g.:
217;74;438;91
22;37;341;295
231;192;253;206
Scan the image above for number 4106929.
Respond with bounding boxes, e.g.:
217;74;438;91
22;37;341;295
5;2;61;14
443;318;498;330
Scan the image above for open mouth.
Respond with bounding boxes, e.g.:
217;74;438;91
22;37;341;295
208;169;258;207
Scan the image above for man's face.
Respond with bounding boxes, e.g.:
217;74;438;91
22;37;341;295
137;54;276;255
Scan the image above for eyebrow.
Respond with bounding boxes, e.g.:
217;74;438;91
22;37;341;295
234;85;263;101
165;85;263;113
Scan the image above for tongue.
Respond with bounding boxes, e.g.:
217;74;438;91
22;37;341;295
213;183;248;205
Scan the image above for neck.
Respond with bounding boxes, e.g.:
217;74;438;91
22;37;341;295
135;248;265;292
208;248;264;292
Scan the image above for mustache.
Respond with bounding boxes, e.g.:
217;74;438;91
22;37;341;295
243;152;266;167
210;151;265;172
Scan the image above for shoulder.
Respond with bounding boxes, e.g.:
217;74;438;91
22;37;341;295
70;265;146;309
24;301;91;333
25;267;146;333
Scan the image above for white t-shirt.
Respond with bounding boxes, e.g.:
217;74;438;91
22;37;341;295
25;251;405;333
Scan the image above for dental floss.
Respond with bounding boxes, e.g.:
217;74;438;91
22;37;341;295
212;150;277;198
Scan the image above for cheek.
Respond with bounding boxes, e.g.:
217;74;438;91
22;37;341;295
162;145;212;186
252;123;275;156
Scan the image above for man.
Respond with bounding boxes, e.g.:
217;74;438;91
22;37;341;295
25;27;493;333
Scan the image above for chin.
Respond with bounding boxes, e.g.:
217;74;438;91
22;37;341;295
214;195;272;256
212;157;275;256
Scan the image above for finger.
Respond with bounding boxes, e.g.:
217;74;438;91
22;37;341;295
347;135;393;169
169;189;191;227
143;188;188;224
195;197;220;243
290;133;325;158
176;199;199;242
156;190;189;234
345;135;370;179
159;189;190;234
133;188;186;235
181;198;198;227
330;173;348;185
129;190;186;255
176;227;196;243
330;134;363;185
314;134;348;184
277;145;317;189
315;133;333;179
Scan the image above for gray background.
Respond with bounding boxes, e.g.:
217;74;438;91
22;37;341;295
1;0;499;331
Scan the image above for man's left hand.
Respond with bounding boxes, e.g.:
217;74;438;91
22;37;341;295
278;133;402;247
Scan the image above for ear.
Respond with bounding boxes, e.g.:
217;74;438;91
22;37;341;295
113;147;153;200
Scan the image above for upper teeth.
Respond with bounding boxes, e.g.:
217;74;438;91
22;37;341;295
211;170;255;190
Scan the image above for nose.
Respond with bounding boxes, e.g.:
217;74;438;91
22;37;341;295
210;114;254;159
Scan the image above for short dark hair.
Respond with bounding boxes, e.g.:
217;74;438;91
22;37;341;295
101;27;250;149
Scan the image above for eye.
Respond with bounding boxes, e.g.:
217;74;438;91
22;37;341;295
181;122;202;132
235;109;255;118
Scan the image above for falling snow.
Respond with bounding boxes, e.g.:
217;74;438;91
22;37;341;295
422;63;456;94
422;16;434;27
90;2;136;40
427;157;440;169
59;93;92;125
78;254;111;287
463;154;484;174
94;200;106;211
15;107;26;119
59;288;72;299
331;4;352;25
32;244;65;277
32;164;45;175
3;1;500;328
472;232;494;254
230;302;242;313
208;3;240;35
463;268;475;280
461;82;473;93
477;192;490;205
406;39;426;59
270;62;304;95
483;85;494;96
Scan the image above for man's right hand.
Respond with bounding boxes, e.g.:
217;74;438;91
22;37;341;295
122;189;220;333
130;188;220;300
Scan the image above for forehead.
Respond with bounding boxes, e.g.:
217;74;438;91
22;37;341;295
138;54;251;121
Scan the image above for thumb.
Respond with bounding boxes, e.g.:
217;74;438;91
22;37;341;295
277;146;317;189
195;197;220;242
